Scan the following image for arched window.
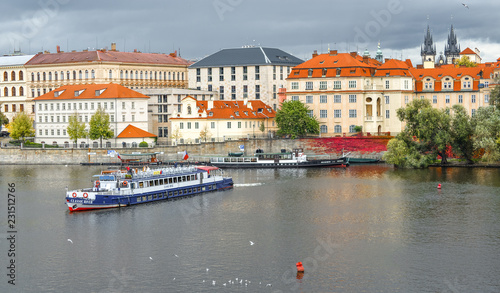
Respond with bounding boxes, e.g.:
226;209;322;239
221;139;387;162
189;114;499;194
108;70;112;79
145;71;148;80
73;71;76;80
19;71;23;81
135;71;138;79
125;71;128;79
67;71;70;80
19;87;24;96
120;70;123;79
182;72;184;80
43;72;46;81
334;125;342;133
4;72;8;81
37;72;40;81
91;70;95;79
140;71;143;79
54;72;58;81
349;125;356;133
320;125;328;133
154;72;157;80
11;71;16;81
84;70;88;79
187;105;192;115
48;72;52;81
150;71;153;80
168;72;171;80
3;87;8;97
60;71;64;80
31;73;35;81
11;87;16;97
177;72;180;80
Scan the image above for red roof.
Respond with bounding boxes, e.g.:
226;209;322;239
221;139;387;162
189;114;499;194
460;48;476;55
117;124;157;138
33;83;149;101
25;50;191;66
171;97;276;120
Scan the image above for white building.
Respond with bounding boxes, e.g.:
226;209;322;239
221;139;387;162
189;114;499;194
188;46;303;111
33;83;150;147
0;54;36;121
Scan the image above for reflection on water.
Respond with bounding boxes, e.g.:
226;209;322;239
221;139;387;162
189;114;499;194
0;164;499;292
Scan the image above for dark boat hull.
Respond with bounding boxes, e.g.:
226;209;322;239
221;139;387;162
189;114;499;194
210;158;348;169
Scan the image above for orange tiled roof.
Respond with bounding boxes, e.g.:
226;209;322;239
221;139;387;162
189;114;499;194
117;124;157;138
25;50;191;66
33;83;149;100
288;52;378;79
373;59;412;77
171;98;276;120
460;48;476;55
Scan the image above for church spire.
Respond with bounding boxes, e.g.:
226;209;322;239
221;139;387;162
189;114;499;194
445;24;460;64
421;25;436;64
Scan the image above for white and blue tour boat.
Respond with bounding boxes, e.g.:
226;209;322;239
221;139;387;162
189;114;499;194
66;166;233;212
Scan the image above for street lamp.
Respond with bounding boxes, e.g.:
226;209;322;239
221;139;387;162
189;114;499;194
253;122;255;139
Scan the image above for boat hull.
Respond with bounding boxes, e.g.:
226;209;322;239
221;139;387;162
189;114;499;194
66;174;233;212
209;158;348;169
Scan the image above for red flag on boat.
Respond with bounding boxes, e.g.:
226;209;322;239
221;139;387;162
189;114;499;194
117;153;121;159
183;151;189;160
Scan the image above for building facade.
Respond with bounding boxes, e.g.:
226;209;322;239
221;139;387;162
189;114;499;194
137;88;218;144
169;96;276;144
33;83;150;146
25;44;191;102
0;54;36;121
188;46;303;111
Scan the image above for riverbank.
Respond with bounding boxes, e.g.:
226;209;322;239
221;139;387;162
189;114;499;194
0;137;389;165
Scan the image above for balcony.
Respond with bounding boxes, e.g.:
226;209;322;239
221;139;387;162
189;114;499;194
365;116;383;122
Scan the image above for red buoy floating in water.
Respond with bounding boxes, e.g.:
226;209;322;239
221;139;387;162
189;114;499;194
437;183;442;189
296;262;304;272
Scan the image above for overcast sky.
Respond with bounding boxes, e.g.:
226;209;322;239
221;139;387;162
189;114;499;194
1;0;498;65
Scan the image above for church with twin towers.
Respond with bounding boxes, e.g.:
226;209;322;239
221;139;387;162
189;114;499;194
421;24;463;66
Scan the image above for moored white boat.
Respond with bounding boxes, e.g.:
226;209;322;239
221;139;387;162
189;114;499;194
65;166;233;212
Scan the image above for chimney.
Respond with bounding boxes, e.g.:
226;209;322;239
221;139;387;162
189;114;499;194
384;58;390;63
56;45;61;53
362;55;369;63
350;51;357;57
207;100;213;110
133;49;137;53
312;50;318;58
111;42;117;51
329;50;337;56
169;50;177;57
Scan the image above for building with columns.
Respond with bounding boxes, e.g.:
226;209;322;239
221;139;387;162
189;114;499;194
188;46;303;111
25;44;191;104
0;54;36;121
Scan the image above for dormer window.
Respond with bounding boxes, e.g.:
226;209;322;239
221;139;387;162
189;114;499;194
235;111;240;116
95;89;105;96
244;111;248;116
74;90;84;97
308;69;313;77
209;112;213;116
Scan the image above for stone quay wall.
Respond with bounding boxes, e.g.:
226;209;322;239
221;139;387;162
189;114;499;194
0;137;390;165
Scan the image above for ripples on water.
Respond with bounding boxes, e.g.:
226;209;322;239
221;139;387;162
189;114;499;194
0;164;499;292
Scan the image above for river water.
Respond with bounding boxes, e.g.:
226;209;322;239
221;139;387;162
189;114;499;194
0;164;499;293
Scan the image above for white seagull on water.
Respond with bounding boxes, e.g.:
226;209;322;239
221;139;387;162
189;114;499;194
249;241;254;245
67;239;73;244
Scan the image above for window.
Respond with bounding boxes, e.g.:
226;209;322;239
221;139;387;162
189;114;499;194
319;81;327;90
385;80;390;89
255;85;260;99
320;125;328;133
231;86;236;100
484;81;489;88
195;122;199;129
349;109;357;118
334;125;342;133
305;81;313;90
211;122;215;129
334;95;341;103
158;127;163;137
180;122;184;129
458;95;463;103
187;122;191;129
348;80;356;88
349;125;356;133
433;95;437;104
255;66;260;80
404;95;409;104
471;94;476;103
219;67;224;81
306;96;313;103
385;95;389;104
231;67;236;81
291;82;299;90
471;109;476;116
122;115;125;122
334;109;341;118
385;110;390;119
320;110;327;118
291;95;299;101
320;95;327;103
348;94;357;103
485;94;490;103
404;80;409;90
443;81;452;89
307;110;314;118
227;122;231;129
334;81;341;89
445;95;450;104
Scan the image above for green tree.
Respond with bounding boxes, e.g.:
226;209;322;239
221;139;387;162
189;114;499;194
259;121;265;133
472;106;500;162
89;106;113;148
67;112;88;144
0;110;8;131
455;55;477;67
397;99;452;164
450;105;475;164
8;112;35;142
383;133;433;168
275;100;319;139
